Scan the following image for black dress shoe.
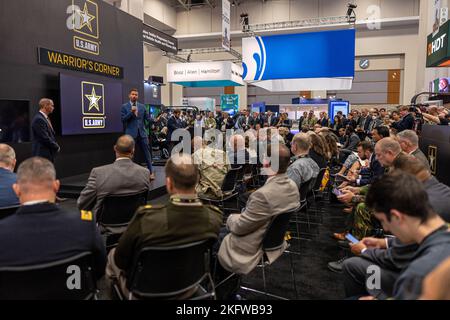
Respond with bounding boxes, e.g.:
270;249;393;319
327;256;348;273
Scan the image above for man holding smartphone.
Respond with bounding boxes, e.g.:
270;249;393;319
121;88;154;180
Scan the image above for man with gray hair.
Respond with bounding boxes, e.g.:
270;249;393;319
77;134;151;219
287;133;320;189
397;129;430;171
0;157;106;279
374;137;403;168
0;143;19;207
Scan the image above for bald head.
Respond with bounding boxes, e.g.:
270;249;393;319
114;135;135;158
291;133;311;155
0;143;16;170
375;137;402;167
165;154;199;193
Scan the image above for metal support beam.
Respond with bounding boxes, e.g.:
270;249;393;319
178;47;242;60
162;52;189;63
177;0;189;11
204;0;215;9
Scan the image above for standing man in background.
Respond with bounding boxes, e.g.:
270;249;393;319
121;88;154;180
31;98;60;163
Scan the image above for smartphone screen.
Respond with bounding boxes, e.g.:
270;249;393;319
345;233;359;244
332;188;342;196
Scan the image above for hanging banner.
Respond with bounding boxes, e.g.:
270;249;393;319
427;20;450;67
143;23;178;54
167;61;243;87
222;0;231;51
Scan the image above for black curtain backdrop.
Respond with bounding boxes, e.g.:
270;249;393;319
0;0;144;177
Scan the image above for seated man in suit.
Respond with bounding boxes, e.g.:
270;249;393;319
218;144;300;275
397;130;430;171
106;154;222;298
0;144;19;207
392;105;415;133
0;157;106;279
77;135;150;219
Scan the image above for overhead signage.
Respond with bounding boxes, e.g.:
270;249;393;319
242;29;355;91
222;0;231;51
38;47;123;79
427;20;450;67
167;61;244;87
143;23;178;54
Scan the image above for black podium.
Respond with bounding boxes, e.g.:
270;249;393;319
419;124;450;187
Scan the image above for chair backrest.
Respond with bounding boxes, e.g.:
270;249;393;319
0;205;20;220
312;167;327;192
299;179;314;202
97;190;148;226
0;252;96;300
127;240;214;299
262;210;296;251
221;167;241;193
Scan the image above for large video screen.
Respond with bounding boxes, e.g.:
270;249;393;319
430;78;450;93
60;73;123;135
0;100;30;143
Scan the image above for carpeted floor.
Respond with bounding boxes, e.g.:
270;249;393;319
60;192;348;300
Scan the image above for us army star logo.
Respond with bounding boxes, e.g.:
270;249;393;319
85;86;102;111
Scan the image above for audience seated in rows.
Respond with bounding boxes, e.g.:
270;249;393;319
77;135;150;219
0;157;106;279
344;172;450;300
107;154;222;298
0;144;19;207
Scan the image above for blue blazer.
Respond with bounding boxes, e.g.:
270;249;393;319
121;102;149;138
31;112;59;162
0;168;19;208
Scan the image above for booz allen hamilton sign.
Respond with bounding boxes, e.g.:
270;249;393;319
427;20;450;67
143;24;178;54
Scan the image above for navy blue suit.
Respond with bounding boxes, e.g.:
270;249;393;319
0;202;106;279
31;112;59;163
392;113;415;132
121;101;153;173
358;154;384;186
0;168;19;208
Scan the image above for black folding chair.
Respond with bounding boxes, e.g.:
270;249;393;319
199;166;242;214
240;210;298;300
116;240;215;300
0;252;97;300
0;205;19;220
97;190;148;249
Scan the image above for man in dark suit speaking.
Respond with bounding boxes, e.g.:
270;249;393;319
121;88;154;180
31;98;60;163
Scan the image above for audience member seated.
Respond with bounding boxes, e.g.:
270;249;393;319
77;135;150;219
339;126;361;163
352;141;384;187
419;257;450;300
396;130;430;171
218;144;300;275
307;132;329;170
192;137;230;199
0;144;19;207
343;172;450;300
287;133;320;189
106;154;222;298
374;137;403;169
228;135;250;169
371;125;390;143
0;157;106;279
393;155;450;222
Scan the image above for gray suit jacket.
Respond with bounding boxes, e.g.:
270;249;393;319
218;173;300;275
77;158;150;218
411;148;431;171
